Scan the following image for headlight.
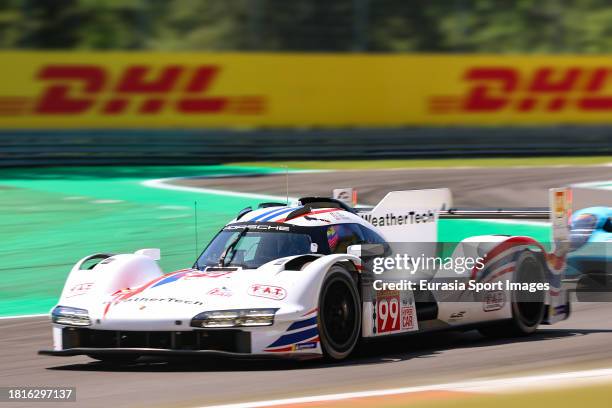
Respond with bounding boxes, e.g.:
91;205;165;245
51;306;91;326
191;308;278;328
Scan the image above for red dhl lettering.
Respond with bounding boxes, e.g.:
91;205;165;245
430;67;612;113
0;64;265;116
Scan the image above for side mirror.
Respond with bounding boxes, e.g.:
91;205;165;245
347;243;386;258
135;248;161;261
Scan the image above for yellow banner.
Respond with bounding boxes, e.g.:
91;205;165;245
3;52;612;128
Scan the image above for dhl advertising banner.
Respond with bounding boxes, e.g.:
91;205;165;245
4;52;612;128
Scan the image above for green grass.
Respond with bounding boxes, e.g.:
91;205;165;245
229;156;612;170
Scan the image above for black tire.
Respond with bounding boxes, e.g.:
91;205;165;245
318;265;361;361
479;251;546;338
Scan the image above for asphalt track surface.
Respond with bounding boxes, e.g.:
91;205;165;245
3;165;612;408
176;165;612;206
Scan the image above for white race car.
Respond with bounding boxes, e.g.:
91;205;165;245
39;189;573;362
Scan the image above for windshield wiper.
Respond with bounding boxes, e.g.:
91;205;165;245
218;227;249;267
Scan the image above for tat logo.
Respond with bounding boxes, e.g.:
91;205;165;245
429;66;612;113
248;284;287;300
0;64;265;116
66;282;94;298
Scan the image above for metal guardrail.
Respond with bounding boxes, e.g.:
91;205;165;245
0;127;611;166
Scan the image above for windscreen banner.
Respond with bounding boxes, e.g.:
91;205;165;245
4;52;612;128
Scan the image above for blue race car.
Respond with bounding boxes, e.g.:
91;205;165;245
568;207;612;299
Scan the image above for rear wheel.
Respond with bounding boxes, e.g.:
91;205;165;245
318;265;361;361
479;251;546;338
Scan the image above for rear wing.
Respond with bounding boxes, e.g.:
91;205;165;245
333;186;572;243
334;188;569;221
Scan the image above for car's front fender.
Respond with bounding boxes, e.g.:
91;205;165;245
278;253;362;315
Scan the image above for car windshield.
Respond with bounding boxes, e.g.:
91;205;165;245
195;224;327;269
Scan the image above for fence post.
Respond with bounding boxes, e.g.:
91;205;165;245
353;0;369;51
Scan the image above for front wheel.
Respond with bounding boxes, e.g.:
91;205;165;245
479;251;546;338
318;265;361;361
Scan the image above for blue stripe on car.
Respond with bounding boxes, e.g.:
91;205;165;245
249;207;289;221
287;316;317;332
267;327;319;348
260;207;299;222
